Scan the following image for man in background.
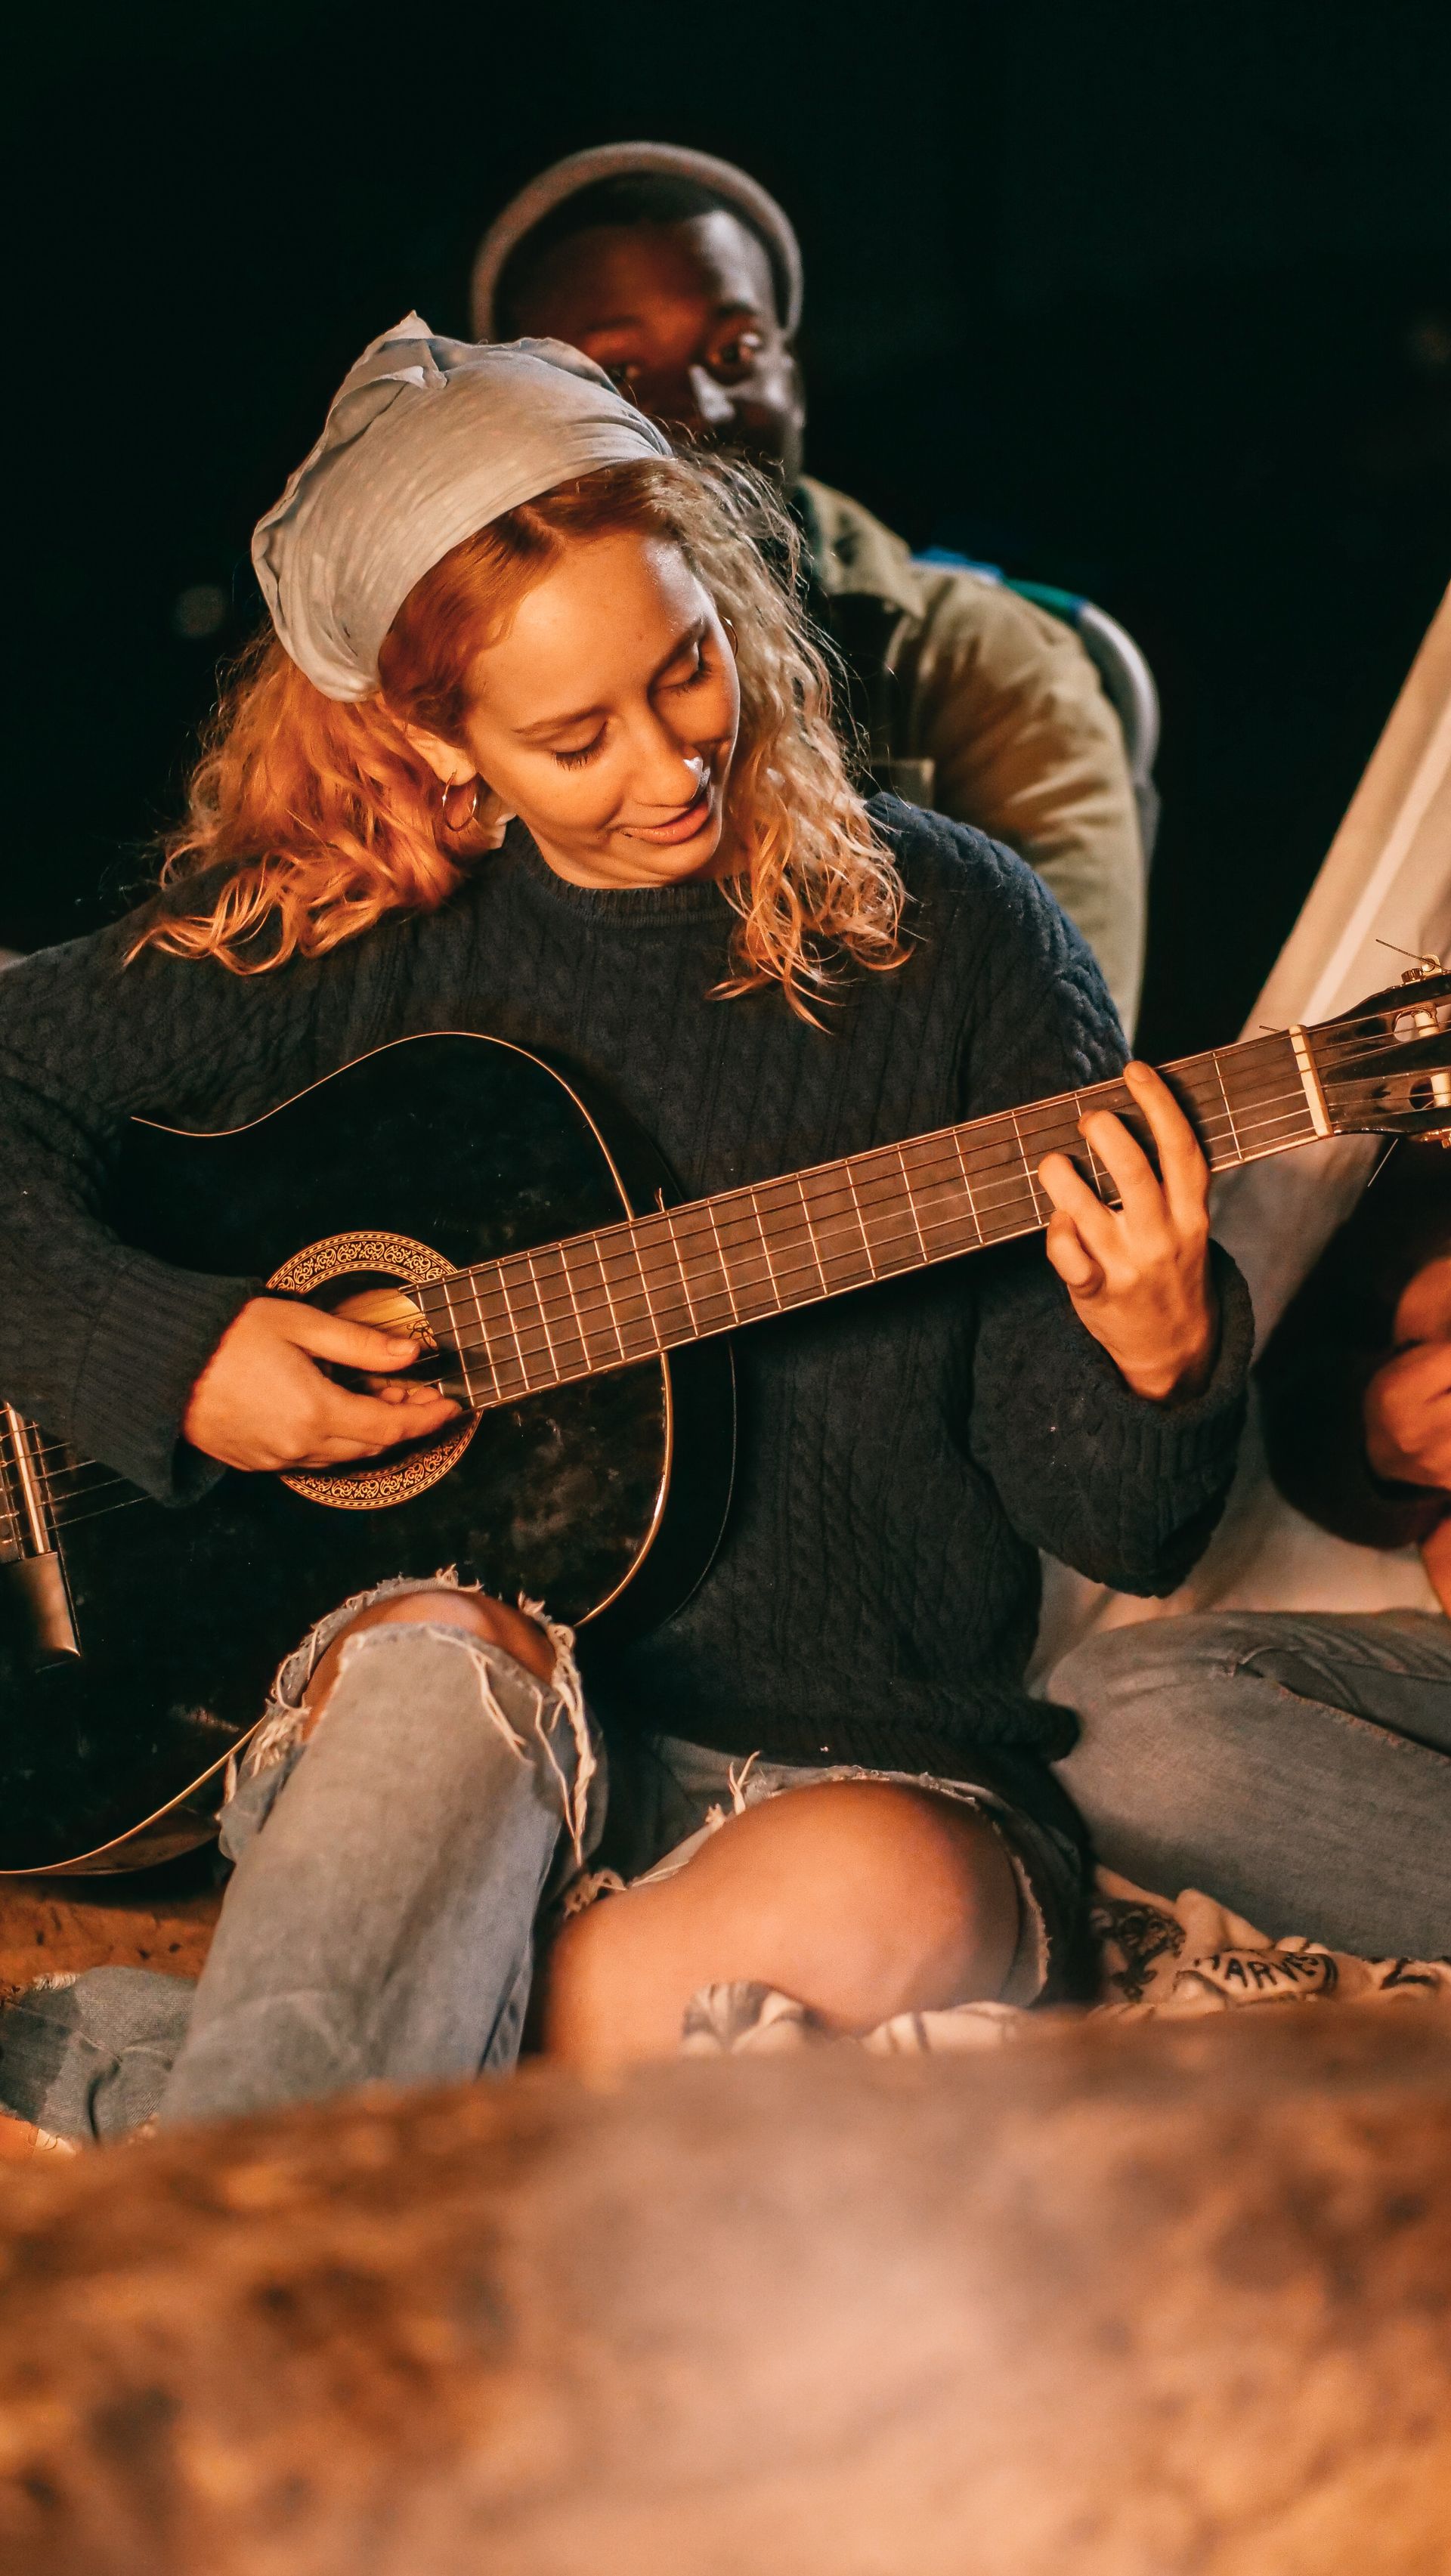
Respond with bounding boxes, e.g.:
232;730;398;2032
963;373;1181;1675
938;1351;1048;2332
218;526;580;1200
473;143;1146;1030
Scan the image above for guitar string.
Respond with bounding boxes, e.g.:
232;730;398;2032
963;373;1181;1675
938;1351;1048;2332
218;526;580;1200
322;1092;1310;1396
425;1085;1319;1377
0;1003;1422;1498
8;1016;1423;1479
6;1069;1304;1473
0;1072;1390;1477
3;1022;1442;1532
429;1015;1429;1371
31;1076;1320;1504
3;1058;1411;1469
427;1030;1437;1368
5;1078;1309;1525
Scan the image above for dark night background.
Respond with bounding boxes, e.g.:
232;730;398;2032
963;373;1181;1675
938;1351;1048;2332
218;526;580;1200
8;0;1449;1057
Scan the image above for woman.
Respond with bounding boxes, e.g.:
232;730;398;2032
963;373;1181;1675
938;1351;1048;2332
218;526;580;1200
0;319;1248;2135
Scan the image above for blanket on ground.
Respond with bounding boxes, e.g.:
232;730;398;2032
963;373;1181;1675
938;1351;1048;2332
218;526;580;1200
681;1866;1451;2057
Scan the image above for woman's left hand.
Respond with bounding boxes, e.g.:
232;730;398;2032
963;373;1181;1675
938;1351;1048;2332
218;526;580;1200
1037;1061;1218;1403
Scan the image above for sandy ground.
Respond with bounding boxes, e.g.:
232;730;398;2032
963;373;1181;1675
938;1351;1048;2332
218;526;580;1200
0;1857;222;2155
0;1857;221;1993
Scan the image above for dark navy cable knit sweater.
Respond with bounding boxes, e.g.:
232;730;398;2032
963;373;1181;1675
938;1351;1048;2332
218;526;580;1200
0;801;1251;1823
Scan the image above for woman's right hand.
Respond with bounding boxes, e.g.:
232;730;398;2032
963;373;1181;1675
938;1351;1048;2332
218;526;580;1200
181;1296;461;1473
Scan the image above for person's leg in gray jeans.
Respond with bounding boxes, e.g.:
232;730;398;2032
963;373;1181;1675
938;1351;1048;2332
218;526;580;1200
1053;1609;1451;1956
0;1585;597;2138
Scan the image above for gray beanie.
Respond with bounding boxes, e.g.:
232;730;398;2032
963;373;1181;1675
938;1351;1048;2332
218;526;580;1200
252;311;673;702
471;142;804;343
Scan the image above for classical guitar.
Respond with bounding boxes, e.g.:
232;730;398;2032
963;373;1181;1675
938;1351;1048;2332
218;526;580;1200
5;964;1451;1876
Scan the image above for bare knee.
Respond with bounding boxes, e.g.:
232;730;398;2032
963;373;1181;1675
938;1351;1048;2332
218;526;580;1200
302;1586;553;1731
727;1782;1022;2024
540;1780;1021;2074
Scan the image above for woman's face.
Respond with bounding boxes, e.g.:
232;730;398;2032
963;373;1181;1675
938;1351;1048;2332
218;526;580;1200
413;530;741;891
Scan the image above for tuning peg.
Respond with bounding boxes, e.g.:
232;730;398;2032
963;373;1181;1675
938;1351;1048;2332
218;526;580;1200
1375;938;1446;984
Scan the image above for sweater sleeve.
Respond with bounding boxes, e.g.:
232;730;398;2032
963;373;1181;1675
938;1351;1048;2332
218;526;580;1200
958;849;1251;1591
0;911;342;1501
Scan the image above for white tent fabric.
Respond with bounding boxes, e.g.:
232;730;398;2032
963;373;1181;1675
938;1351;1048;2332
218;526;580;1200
1034;582;1451;1681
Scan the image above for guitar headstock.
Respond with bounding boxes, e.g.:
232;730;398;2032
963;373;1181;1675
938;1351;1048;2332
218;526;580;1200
1310;958;1451;1145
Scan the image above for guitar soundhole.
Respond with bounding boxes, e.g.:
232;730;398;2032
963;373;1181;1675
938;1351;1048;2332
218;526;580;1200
266;1232;478;1513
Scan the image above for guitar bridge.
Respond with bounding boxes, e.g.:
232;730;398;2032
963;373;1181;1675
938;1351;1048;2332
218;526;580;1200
0;1402;80;1659
5;1549;79;1661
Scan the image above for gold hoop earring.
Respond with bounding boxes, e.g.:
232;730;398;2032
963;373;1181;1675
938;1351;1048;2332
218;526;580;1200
441;777;480;832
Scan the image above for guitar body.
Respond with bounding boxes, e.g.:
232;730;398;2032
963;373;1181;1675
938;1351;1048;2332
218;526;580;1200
0;1037;735;1873
6;963;1450;1875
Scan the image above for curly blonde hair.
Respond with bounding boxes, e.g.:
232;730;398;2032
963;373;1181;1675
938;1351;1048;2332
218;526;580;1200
138;454;908;1016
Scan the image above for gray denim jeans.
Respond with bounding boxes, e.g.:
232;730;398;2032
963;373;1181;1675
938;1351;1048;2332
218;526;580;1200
1053;1608;1451;1957
0;1581;1078;2141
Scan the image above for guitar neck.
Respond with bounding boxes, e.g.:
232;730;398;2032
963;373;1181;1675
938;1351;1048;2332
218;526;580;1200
416;1029;1320;1411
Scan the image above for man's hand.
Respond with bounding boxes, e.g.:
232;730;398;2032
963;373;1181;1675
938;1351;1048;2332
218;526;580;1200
1364;1339;1451;1487
181;1297;461;1473
1038;1061;1219;1404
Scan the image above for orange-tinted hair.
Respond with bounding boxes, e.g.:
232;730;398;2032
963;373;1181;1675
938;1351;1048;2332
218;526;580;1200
138;455;906;1016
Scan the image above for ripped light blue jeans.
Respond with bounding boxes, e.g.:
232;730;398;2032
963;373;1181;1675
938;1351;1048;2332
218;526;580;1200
0;1580;1070;2139
0;1580;599;2141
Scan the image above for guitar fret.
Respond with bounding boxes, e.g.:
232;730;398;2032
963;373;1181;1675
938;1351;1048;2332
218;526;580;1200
960;1115;1035;1242
1211;1053;1242;1168
800;1163;874;1292
438;1274;479;1407
900;1133;974;1256
552;1246;590;1365
747;1186;786;1311
842;1160;879;1277
604;1225;663;1359
889;1178;928;1261
702;1198;742;1323
631;1214;694;1345
667;1216;704;1337
1008;1109;1047;1227
791;1177;829;1297
564;1236;625;1369
493;1258;544;1393
523;1249;565;1381
847;1158;891;1273
594;1238;630;1360
669;1201;735;1331
895;1146;929;1264
470;1267;526;1400
538;1245;593;1378
703;1194;771;1318
949;1131;983;1246
1071;1092;1118;1205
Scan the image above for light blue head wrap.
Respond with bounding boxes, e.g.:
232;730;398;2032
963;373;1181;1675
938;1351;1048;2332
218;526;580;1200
252;313;673;702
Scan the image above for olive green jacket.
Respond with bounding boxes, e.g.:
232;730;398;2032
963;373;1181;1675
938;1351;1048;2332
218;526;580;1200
800;477;1146;1031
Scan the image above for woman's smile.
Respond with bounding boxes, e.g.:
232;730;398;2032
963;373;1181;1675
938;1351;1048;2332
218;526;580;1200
619;784;715;846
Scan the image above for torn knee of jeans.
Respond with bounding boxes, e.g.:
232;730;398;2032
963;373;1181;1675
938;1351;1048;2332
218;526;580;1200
227;1568;498;1800
516;1594;594;1867
229;1588;596;1869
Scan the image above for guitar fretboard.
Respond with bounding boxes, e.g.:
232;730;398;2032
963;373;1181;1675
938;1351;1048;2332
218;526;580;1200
414;1031;1314;1409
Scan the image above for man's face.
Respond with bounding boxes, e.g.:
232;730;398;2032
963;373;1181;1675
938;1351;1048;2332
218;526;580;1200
509;209;806;483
